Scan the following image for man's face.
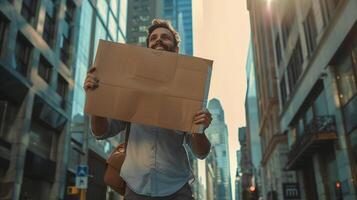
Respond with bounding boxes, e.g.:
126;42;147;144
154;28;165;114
148;27;178;52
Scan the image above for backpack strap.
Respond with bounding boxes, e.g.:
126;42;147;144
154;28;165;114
124;122;131;150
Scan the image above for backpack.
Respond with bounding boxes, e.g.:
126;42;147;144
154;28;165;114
103;122;130;195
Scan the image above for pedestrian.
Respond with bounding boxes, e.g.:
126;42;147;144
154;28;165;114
84;19;212;200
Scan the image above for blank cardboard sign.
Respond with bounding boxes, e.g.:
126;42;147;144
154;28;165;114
85;40;213;133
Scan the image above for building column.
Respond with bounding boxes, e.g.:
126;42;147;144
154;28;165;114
49;120;71;200
324;66;357;199
0;93;34;200
313;154;330;200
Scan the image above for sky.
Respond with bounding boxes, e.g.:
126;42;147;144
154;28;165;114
192;0;251;199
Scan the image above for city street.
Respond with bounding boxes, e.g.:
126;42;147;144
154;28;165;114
0;0;356;200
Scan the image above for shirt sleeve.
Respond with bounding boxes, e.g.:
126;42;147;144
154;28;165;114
185;132;210;160
90;117;127;140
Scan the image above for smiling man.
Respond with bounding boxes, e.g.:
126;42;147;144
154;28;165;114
84;19;212;200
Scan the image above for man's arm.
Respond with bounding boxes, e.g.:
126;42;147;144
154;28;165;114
90;116;127;140
190;132;211;159
188;109;213;159
84;67;126;139
91;116;109;137
84;67;110;138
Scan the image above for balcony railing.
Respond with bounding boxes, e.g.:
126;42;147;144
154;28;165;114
286;116;337;170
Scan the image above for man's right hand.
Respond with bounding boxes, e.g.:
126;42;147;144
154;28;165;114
83;67;99;92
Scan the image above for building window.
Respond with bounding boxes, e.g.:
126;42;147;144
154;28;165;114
15;34;33;77
287;39;304;93
30;97;63;160
38;56;52;83
0;14;9;56
275;34;282;66
65;0;76;24
68;139;82;170
319;0;341;26
303;7;317;57
97;0;108;23
21;0;38;26
57;75;68;109
110;0;118;17
60;34;70;65
60;0;76;66
280;76;288;106
29;119;55;159
0;100;19;139
281;3;296;47
335;53;357;106
138;36;146;44
43;4;57;48
108;13;117;41
139;26;147;32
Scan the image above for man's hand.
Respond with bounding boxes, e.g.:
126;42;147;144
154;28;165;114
193;109;212;131
83;67;108;136
83;67;99;92
191;109;212;159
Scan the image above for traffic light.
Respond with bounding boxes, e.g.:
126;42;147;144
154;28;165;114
67;186;80;195
335;181;343;200
248;185;259;200
249;186;256;192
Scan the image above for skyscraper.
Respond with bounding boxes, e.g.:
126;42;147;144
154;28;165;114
162;0;193;55
70;0;128;199
205;98;232;200
126;0;163;47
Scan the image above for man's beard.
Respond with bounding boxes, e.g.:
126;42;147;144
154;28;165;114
151;41;176;52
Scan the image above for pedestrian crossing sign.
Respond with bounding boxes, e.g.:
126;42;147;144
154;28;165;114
76;165;88;177
75;176;88;189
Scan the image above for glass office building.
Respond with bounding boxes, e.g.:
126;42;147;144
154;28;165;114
0;0;127;199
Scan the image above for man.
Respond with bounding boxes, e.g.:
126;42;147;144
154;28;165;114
84;19;212;200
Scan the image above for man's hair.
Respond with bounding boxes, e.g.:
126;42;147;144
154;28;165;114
146;19;181;48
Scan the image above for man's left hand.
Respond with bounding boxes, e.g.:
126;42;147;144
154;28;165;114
193;110;212;131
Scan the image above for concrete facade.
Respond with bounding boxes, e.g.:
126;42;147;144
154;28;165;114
248;0;357;199
0;0;127;200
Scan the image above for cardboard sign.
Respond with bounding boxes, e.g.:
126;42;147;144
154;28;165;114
85;40;213;133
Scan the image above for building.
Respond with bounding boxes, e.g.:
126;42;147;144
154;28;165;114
235;150;242;200
248;0;357;199
238;126;254;199
0;0;81;199
244;40;263;199
247;0;297;199
126;0;163;47
69;0;127;200
162;0;193;55
205;98;232;200
0;0;127;200
126;0;193;55
206;147;218;200
184;148;200;200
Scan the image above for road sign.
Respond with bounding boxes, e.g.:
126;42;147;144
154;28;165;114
76;165;88;177
76;176;88;189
